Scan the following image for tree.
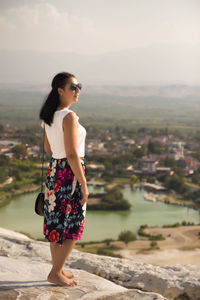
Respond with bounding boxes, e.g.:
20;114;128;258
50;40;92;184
148;140;163;154
118;230;137;245
164;157;177;168
102;186;131;210
191;171;200;185
165;174;187;194
130;175;138;184
133;146;146;158
12;144;27;158
12;169;22;181
150;241;159;249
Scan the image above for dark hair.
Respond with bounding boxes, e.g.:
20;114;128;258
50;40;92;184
39;72;75;126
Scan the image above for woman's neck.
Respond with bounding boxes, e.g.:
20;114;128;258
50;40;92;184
57;105;70;110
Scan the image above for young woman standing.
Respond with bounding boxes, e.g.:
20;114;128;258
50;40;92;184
39;72;89;287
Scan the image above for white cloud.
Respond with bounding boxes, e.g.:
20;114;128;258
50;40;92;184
0;1;199;55
0;3;95;53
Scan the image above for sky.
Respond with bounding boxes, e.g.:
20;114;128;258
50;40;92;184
0;0;199;85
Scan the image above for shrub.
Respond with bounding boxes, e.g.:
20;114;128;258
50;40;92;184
150;241;159;249
97;248;122;258
118;230;137;245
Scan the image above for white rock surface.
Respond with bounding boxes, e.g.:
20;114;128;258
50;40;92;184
0;256;130;300
0;227;199;299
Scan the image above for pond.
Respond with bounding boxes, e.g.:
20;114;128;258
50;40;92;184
0;185;199;242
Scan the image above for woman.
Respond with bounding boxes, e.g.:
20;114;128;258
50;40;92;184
39;72;89;287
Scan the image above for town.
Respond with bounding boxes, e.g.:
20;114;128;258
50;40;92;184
0;123;200;210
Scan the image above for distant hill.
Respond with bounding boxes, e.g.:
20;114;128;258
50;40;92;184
0;85;200;130
0;42;199;86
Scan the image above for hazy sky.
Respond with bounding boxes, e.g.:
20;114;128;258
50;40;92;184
0;0;199;85
0;0;199;55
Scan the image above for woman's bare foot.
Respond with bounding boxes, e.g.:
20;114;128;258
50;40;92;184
62;268;78;279
47;270;77;287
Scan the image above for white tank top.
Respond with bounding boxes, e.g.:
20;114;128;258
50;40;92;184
41;108;86;159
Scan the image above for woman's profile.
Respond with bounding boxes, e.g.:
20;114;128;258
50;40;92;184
39;72;89;287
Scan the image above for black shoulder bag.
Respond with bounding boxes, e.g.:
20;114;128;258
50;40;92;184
35;124;45;216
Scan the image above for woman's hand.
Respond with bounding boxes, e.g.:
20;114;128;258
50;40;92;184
80;182;89;205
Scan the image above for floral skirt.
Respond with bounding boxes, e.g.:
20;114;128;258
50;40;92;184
43;156;87;246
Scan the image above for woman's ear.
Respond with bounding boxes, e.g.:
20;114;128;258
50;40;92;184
57;87;63;97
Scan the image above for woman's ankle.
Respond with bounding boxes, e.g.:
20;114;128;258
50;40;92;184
49;268;62;276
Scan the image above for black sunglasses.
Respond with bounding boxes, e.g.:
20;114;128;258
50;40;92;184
70;83;82;91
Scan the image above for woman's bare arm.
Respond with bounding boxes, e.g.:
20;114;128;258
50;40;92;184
63;112;87;186
44;130;52;154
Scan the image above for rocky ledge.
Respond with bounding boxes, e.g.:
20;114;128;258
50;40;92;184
0;227;199;300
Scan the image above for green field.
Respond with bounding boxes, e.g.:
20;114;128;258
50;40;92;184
0;88;200;132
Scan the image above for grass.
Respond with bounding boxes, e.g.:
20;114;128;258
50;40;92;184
178;245;200;251
112;177;131;184
75;242;123;258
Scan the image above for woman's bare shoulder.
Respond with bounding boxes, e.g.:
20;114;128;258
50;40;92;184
63;111;77;126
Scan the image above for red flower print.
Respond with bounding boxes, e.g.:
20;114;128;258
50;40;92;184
60;205;66;213
61;199;66;206
47;166;51;176
47;189;54;198
54;181;60;193
73;203;78;209
72;231;82;239
66;169;74;180
59;199;67;213
71;208;78;214
49;230;60;242
79;225;84;231
79;219;85;231
72;233;78;239
54;178;63;187
56;168;68;182
64;228;73;239
66;204;72;214
71;203;78;214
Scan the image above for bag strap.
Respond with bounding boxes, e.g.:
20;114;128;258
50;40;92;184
41;124;45;193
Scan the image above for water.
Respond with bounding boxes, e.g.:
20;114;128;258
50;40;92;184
0;185;199;242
